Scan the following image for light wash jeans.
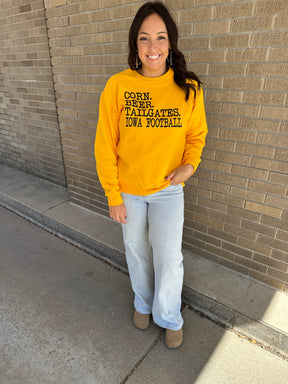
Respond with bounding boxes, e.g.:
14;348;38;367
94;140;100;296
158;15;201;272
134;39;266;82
121;184;184;331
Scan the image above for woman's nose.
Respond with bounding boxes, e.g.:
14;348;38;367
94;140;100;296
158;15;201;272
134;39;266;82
148;40;158;50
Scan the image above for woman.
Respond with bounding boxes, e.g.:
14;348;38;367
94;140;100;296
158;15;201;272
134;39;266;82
95;1;207;349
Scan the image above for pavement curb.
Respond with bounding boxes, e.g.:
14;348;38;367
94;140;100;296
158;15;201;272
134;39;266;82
1;191;288;359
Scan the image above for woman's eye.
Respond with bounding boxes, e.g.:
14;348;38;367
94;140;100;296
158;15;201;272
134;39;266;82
139;37;147;41
158;36;166;40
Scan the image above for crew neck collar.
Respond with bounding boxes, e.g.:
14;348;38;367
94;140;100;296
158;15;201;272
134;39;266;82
132;67;173;81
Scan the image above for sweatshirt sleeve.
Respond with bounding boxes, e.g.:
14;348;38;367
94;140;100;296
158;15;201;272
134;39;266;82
182;86;208;173
95;77;124;206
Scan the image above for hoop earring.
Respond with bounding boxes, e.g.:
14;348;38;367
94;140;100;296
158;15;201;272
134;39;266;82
136;53;141;69
169;49;173;66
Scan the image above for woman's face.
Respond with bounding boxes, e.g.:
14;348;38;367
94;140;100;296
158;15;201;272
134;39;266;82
137;13;170;78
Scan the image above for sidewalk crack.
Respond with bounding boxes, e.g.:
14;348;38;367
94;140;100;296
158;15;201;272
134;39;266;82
43;199;69;214
120;331;163;384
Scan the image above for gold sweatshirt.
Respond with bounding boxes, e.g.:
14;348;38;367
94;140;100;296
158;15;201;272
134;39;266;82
95;67;207;206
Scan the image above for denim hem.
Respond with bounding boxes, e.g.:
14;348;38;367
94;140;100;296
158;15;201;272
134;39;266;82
134;308;152;315
152;316;184;331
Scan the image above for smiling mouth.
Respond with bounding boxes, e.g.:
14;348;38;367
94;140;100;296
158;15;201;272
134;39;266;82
148;55;161;60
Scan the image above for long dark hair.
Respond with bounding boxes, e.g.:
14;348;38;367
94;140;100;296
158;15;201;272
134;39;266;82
128;1;202;101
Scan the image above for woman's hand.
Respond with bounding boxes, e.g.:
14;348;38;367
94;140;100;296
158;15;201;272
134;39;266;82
109;203;127;224
166;164;194;185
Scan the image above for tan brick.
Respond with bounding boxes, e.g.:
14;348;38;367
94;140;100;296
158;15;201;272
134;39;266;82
270;47;288;62
79;0;102;12
269;269;288;284
251;31;288;47
195;0;235;4
206;244;233;262
53;2;81;17
214;171;248;188
254;254;287;273
255;0;288;15
259;234;288;253
240;117;280;132
275;14;288;29
32;0;46;12
226;48;268;63
223;77;264;91
228;206;261;222
213;192;244;208
179;6;213;22
185;200;210;217
214;2;253;19
242;219;276;238
230;187;265;204
201;76;223;90
216;151;250;166
188;49;226;63
257;133;288;149
239;237;272;257
52;0;67;6
111;4;140;20
238;255;268;273
195;231;222;247
245;201;282;218
206;138;236;153
212;210;241;227
249;179;287;197
264;78;288;92
204;102;222;115
244;91;285;106
222;103;261;118
208;227;237;244
74;31;114;45
270;172;288;187
186;61;209;76
232;165;269;181
252;158;288;174
247;63;288;77
194;20;230;35
249;270;284;290
210;63;246;76
236;143;274;158
261;106;288;120
220;258;250;276
272;249;288;264
231;15;273;33
50;36;71;49
277;230;288;243
19;4;32;13
178;22;193;37
212;34;250;48
201;158;232;172
279;121;287;133
206;90;243;103
266;196;288;211
222;241;254;261
275;148;288;162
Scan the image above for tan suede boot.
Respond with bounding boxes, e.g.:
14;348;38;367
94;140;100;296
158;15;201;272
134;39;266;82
165;328;183;349
133;310;150;330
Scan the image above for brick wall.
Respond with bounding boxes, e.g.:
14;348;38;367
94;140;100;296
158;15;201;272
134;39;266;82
3;0;288;291
180;0;288;291
44;0;141;212
0;0;66;186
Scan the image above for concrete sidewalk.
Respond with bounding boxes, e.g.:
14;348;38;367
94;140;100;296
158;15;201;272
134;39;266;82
1;203;288;383
0;165;288;366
